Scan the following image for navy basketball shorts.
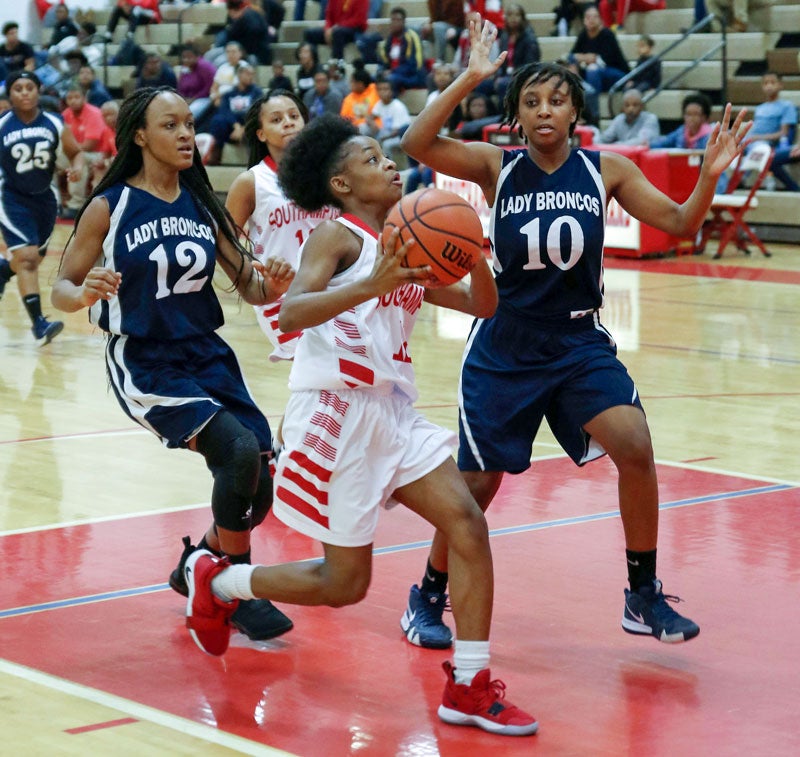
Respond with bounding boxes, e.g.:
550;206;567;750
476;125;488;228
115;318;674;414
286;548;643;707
105;331;272;450
0;186;58;254
457;311;644;473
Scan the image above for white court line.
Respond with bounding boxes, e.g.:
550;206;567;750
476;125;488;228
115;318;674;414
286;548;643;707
0;659;296;757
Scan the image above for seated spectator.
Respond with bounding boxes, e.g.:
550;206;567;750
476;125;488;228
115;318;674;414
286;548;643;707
378;8;427;95
0;22;36;73
177;44;217;121
294;0;328;22
204;62;263;165
558;56;600;125
304;69;344;120
553;0;593;36
569;5;630;94
454;91;501;140
419;0;464;64
304;0;368;61
340;63;379;133
210;42;247;108
102;0;161;43
748;72;797;148
216;0;272;66
268;59;294;91
295;42;321;103
491;4;540;102
71;23;105;69
326;58;350;99
47;4;80;51
627;34;661;93
597;88;660;145
136;52;177;89
365;75;412;162
598;0;665;31
649;92;713;149
91;99;119;187
59;85;106;218
77;65;112;107
262;0;286;43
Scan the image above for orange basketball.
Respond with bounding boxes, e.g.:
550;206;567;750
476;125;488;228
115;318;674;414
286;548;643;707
382;188;484;288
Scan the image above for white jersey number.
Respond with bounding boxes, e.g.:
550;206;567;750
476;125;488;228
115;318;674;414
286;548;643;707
521;216;585;271
10;141;51;173
149;241;209;300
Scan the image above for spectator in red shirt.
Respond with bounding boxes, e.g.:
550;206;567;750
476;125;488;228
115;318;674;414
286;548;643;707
102;0;161;43
466;0;504;30
59;85;107;218
304;0;368;60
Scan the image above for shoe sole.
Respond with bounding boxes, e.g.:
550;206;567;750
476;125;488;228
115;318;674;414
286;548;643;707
35;322;64;346
400;612;453;649
621;617;700;643
438;704;539;736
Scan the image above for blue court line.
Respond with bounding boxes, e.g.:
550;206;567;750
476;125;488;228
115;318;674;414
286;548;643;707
0;483;792;620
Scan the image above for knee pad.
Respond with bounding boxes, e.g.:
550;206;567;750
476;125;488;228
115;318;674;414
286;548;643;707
196;411;260;532
250;453;274;529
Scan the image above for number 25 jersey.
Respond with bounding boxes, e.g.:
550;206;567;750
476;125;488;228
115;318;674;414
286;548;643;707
489;148;606;322
89;184;224;338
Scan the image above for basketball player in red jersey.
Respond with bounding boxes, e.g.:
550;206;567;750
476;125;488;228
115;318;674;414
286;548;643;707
182;113;539;737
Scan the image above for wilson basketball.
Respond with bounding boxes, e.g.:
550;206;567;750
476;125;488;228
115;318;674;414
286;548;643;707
382;188;484;288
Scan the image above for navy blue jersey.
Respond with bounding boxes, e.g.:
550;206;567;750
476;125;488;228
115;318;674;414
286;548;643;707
0;109;63;196
90;184;224;338
489;148;606;323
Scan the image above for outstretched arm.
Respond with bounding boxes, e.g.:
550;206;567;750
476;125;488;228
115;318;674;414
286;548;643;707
607;104;751;237
400;17;505;199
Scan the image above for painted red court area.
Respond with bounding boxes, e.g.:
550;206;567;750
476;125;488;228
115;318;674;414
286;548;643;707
1;458;797;756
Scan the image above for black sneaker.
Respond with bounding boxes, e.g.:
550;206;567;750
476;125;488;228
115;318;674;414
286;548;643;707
230;599;294;641
168;535;196;597
622;579;700;643
0;258;12;300
32;316;64;346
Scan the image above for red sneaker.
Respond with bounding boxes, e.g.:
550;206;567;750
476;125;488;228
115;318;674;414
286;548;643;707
438;661;538;736
184;550;239;656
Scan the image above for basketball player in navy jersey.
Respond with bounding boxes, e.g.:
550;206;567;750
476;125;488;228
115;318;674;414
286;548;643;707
397;19;751;648
51;87;297;641
0;70;83;344
180;113;539;736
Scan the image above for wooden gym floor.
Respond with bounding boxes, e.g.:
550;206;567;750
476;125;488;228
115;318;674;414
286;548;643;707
1;225;798;756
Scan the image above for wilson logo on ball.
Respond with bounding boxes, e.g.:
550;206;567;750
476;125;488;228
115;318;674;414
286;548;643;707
440;241;474;271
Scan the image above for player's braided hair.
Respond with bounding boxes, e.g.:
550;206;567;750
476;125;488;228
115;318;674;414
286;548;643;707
62;87;256;289
243;89;309;168
502;62;585;139
278;113;358;211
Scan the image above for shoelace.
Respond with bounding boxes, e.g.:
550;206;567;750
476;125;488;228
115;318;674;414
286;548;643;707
479;677;508;709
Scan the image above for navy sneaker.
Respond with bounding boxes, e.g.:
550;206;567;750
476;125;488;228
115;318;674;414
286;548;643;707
169;535;293;641
401;584;453;649
32;316;64;346
622;579;700;643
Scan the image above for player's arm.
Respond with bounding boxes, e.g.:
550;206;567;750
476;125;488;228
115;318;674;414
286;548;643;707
215;229;294;306
52;197;119;311
400;18;504;199
424;254;497;318
278;223;428;332
606;104;750;237
224;170;256;236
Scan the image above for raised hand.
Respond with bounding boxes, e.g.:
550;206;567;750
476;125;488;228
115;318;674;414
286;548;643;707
465;15;507;82
704;103;752;175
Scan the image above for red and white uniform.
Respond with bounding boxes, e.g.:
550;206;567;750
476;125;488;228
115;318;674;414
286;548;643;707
248;156;338;360
272;215;457;546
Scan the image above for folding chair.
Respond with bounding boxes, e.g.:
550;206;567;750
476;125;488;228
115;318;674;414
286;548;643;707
699;142;774;259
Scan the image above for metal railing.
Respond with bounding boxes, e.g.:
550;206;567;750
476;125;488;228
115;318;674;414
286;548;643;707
607;14;728;119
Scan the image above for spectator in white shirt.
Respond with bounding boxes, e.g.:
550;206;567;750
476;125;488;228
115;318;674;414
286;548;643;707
365;76;411;163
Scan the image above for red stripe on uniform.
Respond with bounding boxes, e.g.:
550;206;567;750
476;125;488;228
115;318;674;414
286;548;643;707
339;358;374;385
287;449;333;482
276;485;329;528
278;330;302;344
282;465;328;504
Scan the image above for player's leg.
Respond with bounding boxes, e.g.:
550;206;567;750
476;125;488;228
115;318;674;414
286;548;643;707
394;459;538;736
